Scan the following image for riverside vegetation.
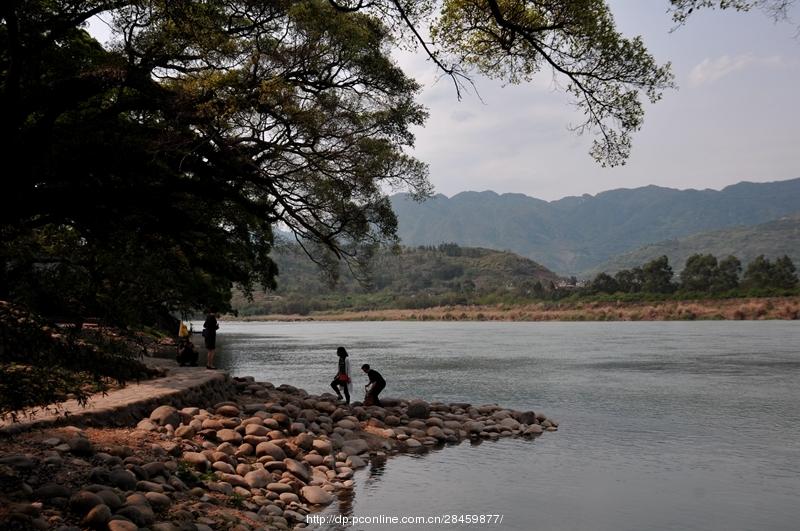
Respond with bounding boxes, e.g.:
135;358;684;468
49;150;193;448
231;243;799;320
0;377;557;530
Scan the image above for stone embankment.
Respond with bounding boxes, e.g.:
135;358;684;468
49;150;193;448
0;376;558;530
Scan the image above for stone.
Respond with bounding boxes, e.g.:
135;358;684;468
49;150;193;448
464;421;485;434
304;454;324;466
235;443;255;458
407;400;430;419
524;424;543;436
182;452;210;471
426;426;446;440
244;469;270;489
82;504;111;528
311;439;332;455
216;405;241;417
144;492;171;512
336;419;357;430
115;505;154;527
279;492;300;504
174;425;196;439
216;429;243;444
136;419;158;431
264;461;286;472
150;406;181;427
67;437;94;457
69;491;104;515
347;455;367;469
136;480;163;492
245;424;268;437
341;439;369;456
201;418;224;431
284;459;310;482
499;417;521;430
336;467;354;480
255;442;286;461
295;433;314;451
300;486;334;505
95;490;123;510
34;483;72;500
142;462;167;478
108;520;138;531
108;469;137;491
267;482;294;494
212;461;236;474
0;455;36;469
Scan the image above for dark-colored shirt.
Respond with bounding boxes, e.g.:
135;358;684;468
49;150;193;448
367;369;385;386
203;315;218;336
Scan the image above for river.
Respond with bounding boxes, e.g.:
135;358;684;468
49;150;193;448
202;321;800;531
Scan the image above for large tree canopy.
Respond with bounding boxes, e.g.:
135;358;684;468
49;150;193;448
1;0;791;324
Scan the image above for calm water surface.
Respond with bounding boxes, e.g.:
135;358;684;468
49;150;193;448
203;321;799;531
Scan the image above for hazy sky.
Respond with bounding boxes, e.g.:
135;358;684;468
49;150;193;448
395;1;800;200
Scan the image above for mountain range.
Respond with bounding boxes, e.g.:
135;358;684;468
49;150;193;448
390;178;800;275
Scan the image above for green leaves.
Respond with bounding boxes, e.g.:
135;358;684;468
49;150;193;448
430;0;674;166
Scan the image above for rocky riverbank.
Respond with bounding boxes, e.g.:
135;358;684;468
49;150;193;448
0;377;558;530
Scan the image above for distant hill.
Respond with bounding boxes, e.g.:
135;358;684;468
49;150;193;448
587;214;800;277
232;243;561;315
390;178;800;274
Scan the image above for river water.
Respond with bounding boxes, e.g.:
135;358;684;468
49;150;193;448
204;321;800;531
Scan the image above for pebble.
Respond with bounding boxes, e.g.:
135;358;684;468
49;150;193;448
2;378;558;531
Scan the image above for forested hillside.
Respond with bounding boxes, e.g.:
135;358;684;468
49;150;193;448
589;214;800;276
391;178;800;274
232;243;561;316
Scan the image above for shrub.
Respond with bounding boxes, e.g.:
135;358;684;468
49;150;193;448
0;301;155;421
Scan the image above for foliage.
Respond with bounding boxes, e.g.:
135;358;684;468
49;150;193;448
743;254;798;290
231;242;560;315
588;253;796;298
590;213;800;278
668;0;795;24
0;301;155;421
2;0;795;328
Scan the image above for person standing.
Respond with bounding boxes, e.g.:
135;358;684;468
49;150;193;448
203;311;219;369
330;346;352;404
361;364;386;406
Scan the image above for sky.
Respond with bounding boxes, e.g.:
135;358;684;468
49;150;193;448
89;2;800;201
394;1;800;200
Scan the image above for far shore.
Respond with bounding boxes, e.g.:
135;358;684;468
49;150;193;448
235;296;800;322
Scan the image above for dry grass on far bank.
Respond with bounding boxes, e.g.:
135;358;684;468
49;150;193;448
239;296;800;322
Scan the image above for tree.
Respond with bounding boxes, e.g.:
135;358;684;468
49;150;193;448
771;255;798;289
615;267;643;293
641;256;676;293
3;0;790;325
668;1;795;25
712;255;741;292
680;254;718;292
742;255;774;289
590;272;620;294
2;1;430;324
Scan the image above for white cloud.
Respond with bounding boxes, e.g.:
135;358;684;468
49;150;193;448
688;54;785;87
